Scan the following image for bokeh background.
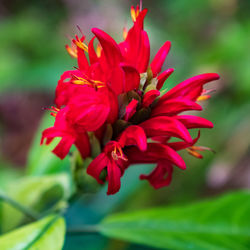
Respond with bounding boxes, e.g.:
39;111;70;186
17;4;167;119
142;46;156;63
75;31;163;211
0;0;250;249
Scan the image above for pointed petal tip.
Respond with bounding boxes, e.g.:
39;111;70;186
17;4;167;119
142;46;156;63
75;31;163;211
91;27;99;34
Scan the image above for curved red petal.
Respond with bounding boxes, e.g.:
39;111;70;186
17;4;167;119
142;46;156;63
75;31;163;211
87;153;108;184
150;41;171;77
136;31;150;73
52;137;75;160
142;89;160;108
160;73;220;102
107;160;122;195
77;47;89;72
121;64;140;92
140;116;192;143
92;28;122;69
140;161;173;189
118;125;147;151
151;98;202;117
176;115;214;129
157;68;174;90
88;36;99;64
124;99;138;121
75;131;91;158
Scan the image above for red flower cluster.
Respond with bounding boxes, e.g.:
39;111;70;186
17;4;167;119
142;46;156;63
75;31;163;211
41;5;219;194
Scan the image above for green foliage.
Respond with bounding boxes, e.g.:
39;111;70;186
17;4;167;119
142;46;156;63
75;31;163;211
99;191;250;250
0;215;65;250
0;174;71;232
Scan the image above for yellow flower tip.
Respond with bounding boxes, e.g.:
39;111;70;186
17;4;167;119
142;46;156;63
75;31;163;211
96;43;102;58
65;44;77;58
131;5;140;22
123;27;128;40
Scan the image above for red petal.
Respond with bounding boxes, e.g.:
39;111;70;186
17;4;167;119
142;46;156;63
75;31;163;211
107;160;122;195
124;99;138;121
121;64;140;92
136;31;150;73
77;47;89;72
67;87;110;131
52;137;75;160
75;131;91;158
142;89;160;107
88;36;99;64
140;116;192;143
151;98;202;117
106;87;119;124
118;125;147;151
55;70;81;108
109;66;125;95
157;68;174;90
167;131;201;151
150;41;171;77
134;9;148;29
126;143;186;170
140;161;173;189
160;73;220;102
92;28;122;69
176;115;214;129
87;153;108;184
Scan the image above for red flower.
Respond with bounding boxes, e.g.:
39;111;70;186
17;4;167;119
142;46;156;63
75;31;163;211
87;125;147;194
41;107;90;160
41;4;220;194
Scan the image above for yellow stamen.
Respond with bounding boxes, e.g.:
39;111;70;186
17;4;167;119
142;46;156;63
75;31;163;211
66;45;77;58
111;145;128;161
197;95;210;102
123;27;128;40
75;40;88;53
96;43;102;58
186;148;203;159
131;6;136;22
71;75;105;89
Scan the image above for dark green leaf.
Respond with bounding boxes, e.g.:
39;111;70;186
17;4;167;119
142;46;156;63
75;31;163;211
99;191;250;250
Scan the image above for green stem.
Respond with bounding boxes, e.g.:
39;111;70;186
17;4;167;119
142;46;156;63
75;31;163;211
0;192;39;221
67;225;99;234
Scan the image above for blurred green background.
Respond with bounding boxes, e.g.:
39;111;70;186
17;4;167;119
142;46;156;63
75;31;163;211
0;0;250;249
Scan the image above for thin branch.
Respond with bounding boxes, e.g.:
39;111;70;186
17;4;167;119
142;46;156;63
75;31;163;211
0;192;40;221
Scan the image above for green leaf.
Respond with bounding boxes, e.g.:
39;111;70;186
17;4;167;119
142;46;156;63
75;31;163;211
99;191;250;250
1;174;71;232
0;215;65;250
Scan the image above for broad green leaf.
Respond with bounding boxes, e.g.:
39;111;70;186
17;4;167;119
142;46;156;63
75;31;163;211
0;215;65;250
99;191;250;250
1;174;71;232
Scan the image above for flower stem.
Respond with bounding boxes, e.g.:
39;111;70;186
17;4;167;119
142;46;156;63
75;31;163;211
0;192;39;221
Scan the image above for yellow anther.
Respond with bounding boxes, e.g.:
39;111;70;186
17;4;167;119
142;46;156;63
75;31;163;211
197;95;210;102
131;6;140;22
123;27;128;40
96;43;102;58
111;145;128;161
131;7;136;22
186;148;202;159
65;45;77;58
71;75;105;89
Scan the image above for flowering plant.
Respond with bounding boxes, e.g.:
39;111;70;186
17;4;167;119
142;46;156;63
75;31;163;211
1;3;250;250
41;4;219;195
